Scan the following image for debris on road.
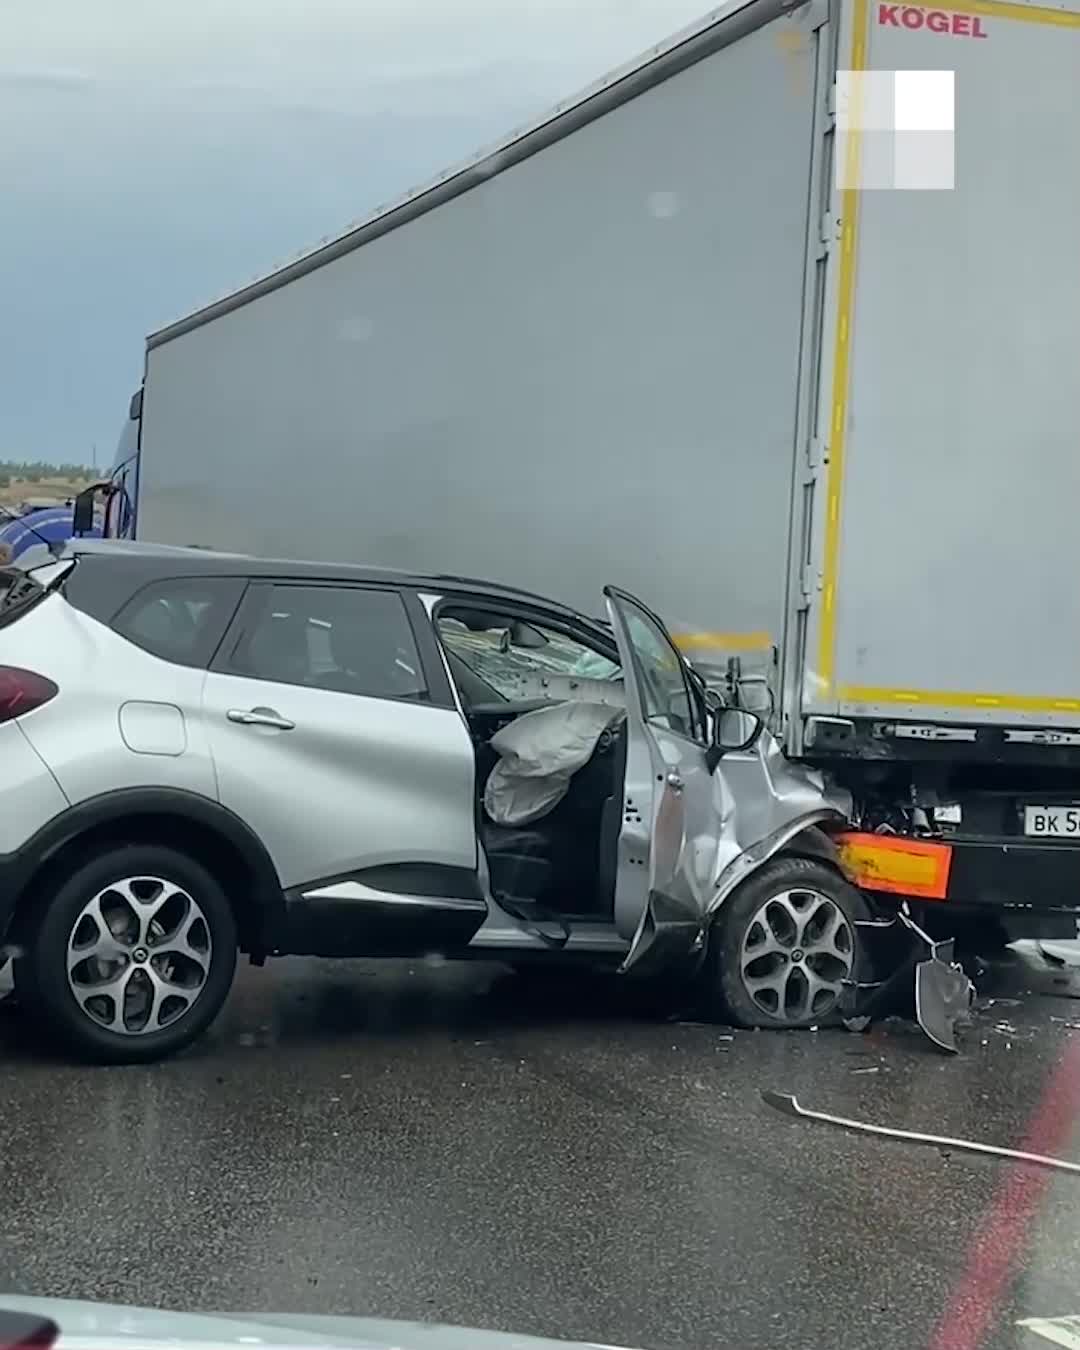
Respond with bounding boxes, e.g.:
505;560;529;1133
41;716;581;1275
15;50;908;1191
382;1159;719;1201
842;903;974;1053
761;1091;1080;1176
1017;1314;1080;1347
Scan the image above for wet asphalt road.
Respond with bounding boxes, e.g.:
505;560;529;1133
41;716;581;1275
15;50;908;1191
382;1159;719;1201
4;952;1080;1350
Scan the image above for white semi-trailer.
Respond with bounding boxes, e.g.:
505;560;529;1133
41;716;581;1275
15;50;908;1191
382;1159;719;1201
92;0;1080;942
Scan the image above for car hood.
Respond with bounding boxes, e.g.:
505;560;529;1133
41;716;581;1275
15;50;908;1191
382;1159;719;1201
0;1296;635;1350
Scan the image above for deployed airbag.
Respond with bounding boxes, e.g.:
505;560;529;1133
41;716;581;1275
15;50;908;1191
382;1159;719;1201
484;701;625;827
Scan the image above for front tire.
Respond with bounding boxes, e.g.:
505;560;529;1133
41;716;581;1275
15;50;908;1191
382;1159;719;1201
705;856;872;1029
19;845;238;1063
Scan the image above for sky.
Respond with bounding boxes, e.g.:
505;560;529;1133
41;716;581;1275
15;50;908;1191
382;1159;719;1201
1;0;710;468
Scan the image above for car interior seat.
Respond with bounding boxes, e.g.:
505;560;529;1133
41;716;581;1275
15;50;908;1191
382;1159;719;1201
243;612;312;687
482;717;627;919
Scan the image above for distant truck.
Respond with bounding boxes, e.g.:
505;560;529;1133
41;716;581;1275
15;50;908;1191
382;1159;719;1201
0;501;99;568
81;0;1080;947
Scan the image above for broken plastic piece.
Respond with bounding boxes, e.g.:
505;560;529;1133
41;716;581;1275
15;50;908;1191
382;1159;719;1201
915;953;974;1053
839;902;974;1051
761;1092;1080;1175
899;906;974;1053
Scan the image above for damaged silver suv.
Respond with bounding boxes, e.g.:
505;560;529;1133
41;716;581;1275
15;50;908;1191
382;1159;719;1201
1;540;884;1063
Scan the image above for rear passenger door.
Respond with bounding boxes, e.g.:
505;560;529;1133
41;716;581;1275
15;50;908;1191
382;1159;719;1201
201;581;481;904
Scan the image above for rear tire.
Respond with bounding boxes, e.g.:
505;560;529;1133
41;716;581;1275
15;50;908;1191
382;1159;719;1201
19;844;237;1063
705;856;873;1029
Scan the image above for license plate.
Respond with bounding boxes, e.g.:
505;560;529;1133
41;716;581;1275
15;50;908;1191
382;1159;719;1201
1024;805;1080;837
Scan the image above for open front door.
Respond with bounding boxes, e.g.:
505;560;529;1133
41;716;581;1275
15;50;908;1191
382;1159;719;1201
604;586;722;974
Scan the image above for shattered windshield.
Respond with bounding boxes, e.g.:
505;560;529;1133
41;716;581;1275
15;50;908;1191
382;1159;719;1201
437;615;621;699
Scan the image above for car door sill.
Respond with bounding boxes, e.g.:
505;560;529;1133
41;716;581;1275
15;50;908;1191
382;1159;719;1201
469;923;627;953
284;879;487;957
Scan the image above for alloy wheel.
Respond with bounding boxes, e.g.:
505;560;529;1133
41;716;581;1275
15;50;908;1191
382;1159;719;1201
66;876;213;1034
739;887;854;1022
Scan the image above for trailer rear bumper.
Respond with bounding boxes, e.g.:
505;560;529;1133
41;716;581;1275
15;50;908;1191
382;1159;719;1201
834;831;1080;938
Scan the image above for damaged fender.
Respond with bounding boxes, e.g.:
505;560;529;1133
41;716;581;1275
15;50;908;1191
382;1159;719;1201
618;703;974;1050
620;725;851;977
705;727;852;921
602;583;853;978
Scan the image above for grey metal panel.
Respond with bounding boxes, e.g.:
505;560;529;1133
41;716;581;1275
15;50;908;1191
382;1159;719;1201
139;8;820;667
146;0;798;350
813;9;1080;725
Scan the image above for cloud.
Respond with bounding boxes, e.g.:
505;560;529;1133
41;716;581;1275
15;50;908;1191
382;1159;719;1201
0;0;710;463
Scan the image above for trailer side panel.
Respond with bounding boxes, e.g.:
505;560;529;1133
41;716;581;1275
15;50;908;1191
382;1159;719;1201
139;5;821;660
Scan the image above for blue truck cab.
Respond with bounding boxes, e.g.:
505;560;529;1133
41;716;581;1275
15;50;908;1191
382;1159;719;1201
73;388;141;542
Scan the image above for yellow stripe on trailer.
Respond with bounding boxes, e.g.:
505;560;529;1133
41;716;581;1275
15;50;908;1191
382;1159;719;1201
674;631;773;654
815;0;870;698
840;685;1080;715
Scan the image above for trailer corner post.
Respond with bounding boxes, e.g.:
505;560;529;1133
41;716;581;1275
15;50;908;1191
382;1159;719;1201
816;0;871;699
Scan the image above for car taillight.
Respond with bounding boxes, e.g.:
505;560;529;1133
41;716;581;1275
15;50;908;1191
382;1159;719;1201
0;666;58;724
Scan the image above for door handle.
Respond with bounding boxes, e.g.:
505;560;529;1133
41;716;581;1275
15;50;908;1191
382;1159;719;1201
227;706;295;731
666;771;684;792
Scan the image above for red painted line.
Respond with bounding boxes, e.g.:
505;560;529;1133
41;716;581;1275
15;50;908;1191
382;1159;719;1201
928;1036;1080;1350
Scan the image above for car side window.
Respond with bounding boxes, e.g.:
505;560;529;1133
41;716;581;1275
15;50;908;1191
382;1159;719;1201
112;576;245;668
226;583;428;701
620;605;706;743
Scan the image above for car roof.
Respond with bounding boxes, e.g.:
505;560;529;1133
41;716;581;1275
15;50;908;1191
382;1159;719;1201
64;538;610;629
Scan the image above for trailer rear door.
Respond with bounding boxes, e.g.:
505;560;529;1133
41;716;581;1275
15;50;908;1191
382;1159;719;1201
803;0;1080;730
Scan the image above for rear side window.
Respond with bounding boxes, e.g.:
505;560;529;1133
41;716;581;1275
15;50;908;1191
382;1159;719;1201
112;577;245;668
221;583;428;702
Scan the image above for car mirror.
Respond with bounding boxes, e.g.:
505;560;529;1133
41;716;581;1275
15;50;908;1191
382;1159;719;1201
508;620;548;650
712;707;764;756
452;608;503;632
72;486;100;536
